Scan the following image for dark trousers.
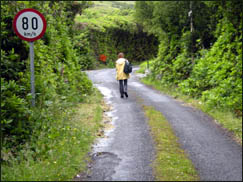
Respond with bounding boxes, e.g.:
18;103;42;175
119;79;127;96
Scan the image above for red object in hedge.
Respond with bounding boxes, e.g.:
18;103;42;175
99;54;107;62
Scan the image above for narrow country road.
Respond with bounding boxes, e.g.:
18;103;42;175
75;67;242;181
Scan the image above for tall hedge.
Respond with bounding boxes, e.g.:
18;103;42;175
1;1;93;148
135;1;242;115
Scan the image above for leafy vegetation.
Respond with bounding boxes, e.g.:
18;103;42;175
1;1;98;180
1;0;242;180
135;1;242;116
75;1;158;68
2;88;105;181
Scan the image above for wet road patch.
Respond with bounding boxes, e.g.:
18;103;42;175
85;152;121;181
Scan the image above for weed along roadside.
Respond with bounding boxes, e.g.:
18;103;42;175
140;75;242;145
1;89;107;181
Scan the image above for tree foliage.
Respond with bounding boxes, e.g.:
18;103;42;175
75;1;158;66
135;1;242;115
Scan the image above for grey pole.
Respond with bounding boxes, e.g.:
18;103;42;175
29;42;35;107
189;1;194;64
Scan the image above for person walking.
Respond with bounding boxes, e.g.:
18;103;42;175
116;52;130;98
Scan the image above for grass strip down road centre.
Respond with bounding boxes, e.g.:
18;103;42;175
143;105;199;181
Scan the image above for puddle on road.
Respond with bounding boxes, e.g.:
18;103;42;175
95;85;113;99
92;106;118;153
84;152;121;181
91;84;119;153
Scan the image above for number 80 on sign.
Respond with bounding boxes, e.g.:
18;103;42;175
13;8;46;42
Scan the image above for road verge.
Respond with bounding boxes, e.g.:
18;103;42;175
140;76;242;145
2;88;106;181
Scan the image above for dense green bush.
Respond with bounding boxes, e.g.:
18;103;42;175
179;17;242;113
135;1;242;116
1;1;93;152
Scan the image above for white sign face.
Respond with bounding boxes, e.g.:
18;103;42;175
16;12;44;38
13;9;46;42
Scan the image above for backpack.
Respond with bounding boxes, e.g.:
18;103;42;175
123;60;132;74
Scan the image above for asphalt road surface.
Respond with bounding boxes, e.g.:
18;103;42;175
74;67;242;181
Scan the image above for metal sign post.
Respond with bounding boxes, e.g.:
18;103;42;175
29;42;35;106
13;8;46;107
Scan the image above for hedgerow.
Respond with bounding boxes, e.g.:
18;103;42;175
135;1;242;116
1;1;93;156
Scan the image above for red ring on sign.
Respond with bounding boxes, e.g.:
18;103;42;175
13;8;46;42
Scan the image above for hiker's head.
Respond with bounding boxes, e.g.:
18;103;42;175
118;52;124;58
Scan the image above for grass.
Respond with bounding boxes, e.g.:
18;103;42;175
92;1;135;10
140;74;242;145
1;89;106;181
135;61;147;73
143;105;199;181
75;1;136;31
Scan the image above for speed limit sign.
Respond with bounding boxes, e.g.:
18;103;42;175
13;9;47;106
13;8;46;42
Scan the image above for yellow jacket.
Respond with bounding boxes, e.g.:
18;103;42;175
116;58;130;80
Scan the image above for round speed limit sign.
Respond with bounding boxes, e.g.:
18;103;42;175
13;8;46;42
